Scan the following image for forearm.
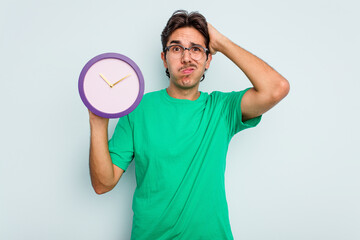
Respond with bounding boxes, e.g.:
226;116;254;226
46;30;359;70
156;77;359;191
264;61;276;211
89;121;117;194
207;23;289;119
217;37;288;96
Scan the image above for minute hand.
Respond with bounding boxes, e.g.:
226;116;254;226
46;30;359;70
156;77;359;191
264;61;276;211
112;74;131;87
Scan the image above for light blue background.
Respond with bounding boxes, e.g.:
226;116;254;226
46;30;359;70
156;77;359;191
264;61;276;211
1;0;359;239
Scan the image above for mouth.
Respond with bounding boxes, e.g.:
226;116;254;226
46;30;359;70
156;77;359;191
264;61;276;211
180;67;195;75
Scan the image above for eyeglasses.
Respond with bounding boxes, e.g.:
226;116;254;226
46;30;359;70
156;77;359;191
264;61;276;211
164;44;209;61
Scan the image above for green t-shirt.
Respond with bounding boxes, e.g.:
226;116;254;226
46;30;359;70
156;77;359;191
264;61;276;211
108;88;261;240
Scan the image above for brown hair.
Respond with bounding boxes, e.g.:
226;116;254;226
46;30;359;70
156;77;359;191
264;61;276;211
161;10;209;81
161;10;209;51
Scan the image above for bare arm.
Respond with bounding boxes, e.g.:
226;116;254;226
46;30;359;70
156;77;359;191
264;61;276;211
207;23;290;121
89;110;124;194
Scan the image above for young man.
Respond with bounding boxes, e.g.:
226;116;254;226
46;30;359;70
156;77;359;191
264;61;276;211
88;10;289;240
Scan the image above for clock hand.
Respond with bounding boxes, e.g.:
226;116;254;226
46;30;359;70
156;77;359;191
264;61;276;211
99;73;113;87
112;74;131;87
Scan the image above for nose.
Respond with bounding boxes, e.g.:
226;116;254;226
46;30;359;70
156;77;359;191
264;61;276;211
181;49;192;62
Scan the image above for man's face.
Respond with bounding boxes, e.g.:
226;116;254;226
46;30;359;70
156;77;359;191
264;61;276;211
161;27;212;91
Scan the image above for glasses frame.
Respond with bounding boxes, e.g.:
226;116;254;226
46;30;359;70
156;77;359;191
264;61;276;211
164;44;209;60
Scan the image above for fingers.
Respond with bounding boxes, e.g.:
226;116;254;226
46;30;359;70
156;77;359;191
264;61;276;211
207;23;218;55
88;109;107;121
207;22;226;55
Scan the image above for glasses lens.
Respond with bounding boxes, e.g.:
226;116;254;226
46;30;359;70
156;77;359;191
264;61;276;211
167;45;206;60
169;45;183;56
189;46;205;60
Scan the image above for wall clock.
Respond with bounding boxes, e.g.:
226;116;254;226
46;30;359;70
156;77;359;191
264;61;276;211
78;53;144;118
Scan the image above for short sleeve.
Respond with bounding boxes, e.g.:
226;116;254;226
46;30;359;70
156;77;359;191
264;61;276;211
108;115;134;172
222;88;262;137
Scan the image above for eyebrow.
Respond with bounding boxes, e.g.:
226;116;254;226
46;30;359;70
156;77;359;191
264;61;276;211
169;40;181;45
169;40;204;47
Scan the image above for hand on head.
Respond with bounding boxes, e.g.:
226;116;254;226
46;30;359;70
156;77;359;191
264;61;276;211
207;23;226;55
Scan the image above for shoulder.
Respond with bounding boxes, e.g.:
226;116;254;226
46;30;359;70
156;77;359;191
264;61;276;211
142;89;164;102
209;89;249;98
208;89;248;103
141;89;161;100
134;89;163;108
127;89;164;118
205;89;252;113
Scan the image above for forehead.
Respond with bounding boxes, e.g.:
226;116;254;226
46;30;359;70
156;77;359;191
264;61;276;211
167;27;206;46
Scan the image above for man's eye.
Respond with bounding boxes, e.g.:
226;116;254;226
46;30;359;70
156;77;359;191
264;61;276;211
192;47;201;52
172;46;182;52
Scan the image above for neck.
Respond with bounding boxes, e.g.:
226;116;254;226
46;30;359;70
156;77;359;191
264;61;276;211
166;84;200;101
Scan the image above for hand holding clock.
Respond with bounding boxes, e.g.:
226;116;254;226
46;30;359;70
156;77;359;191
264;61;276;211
79;53;144;195
88;109;109;128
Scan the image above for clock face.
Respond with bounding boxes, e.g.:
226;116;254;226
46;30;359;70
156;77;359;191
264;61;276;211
78;53;144;118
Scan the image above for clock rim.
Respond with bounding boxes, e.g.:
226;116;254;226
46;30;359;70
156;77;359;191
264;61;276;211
78;52;145;118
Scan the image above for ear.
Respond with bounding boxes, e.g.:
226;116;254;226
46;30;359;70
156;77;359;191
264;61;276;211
161;52;168;69
205;53;212;69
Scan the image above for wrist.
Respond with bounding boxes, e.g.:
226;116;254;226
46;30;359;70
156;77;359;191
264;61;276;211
90;123;109;142
214;35;231;53
90;119;109;130
89;117;109;132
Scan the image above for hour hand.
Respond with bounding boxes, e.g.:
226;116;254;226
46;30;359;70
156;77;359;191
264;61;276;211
99;73;113;87
112;74;131;87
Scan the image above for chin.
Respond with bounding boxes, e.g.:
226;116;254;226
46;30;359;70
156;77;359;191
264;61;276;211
176;77;199;89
